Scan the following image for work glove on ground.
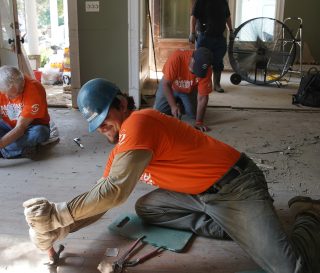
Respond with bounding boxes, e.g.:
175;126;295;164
29;226;70;251
189;32;196;43
23;197;74;234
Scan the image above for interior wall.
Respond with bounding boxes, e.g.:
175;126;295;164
77;0;129;91
284;0;320;64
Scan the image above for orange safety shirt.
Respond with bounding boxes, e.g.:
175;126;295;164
103;109;240;194
0;76;50;128
162;49;212;96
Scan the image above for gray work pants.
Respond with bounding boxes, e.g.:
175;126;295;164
135;159;320;273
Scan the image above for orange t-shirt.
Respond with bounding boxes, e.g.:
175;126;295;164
162;49;212;96
0;76;50;128
103;109;240;194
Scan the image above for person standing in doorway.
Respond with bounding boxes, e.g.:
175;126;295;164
189;0;234;93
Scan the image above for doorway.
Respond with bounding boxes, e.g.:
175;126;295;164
0;0;72;107
24;0;71;107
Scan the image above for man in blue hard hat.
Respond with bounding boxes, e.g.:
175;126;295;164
23;78;320;272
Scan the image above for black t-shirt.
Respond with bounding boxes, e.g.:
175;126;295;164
192;0;230;37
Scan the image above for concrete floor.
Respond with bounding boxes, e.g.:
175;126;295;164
45;84;72;108
1;73;320;273
208;72;302;109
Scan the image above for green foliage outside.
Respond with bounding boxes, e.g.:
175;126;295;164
37;2;50;27
35;0;65;67
36;0;64;27
40;47;50;67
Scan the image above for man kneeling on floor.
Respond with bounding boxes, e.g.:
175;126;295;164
153;47;213;132
23;78;320;272
0;65;50;158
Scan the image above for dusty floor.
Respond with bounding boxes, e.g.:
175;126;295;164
1;73;320;273
45;84;72;108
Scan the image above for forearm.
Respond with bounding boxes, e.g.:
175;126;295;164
162;80;176;109
67;176;131;221
190;15;196;34
23;150;152;252
196;94;209;123
0;126;25;148
68;150;152;221
226;17;233;31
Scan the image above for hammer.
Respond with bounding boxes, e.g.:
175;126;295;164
73;137;84;148
46;244;65;266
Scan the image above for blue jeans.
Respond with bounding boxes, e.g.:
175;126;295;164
196;33;227;72
0;120;50;158
136;156;319;273
153;78;197;119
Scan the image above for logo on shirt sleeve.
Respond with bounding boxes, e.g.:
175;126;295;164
31;104;40;114
118;133;126;145
140;172;155;186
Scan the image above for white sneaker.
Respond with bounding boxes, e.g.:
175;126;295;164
40;121;60;146
40;136;60;146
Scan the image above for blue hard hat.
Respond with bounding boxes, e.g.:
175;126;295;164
77;78;120;132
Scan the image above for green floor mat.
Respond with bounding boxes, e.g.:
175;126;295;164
108;213;193;252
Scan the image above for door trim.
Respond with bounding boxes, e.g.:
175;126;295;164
128;0;140;109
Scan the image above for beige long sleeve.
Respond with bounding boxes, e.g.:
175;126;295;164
68;149;153;221
24;149;152;251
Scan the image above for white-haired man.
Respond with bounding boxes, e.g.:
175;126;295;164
0;65;50;158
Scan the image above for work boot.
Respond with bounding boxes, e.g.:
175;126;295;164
288;196;320;219
213;70;224;93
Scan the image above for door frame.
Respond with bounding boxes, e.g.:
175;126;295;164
67;0;81;108
128;0;140;109
0;0;19;67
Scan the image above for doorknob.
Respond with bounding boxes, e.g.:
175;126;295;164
8;38;15;44
20;33;27;44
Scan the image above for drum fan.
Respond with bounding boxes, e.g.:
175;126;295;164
228;17;296;85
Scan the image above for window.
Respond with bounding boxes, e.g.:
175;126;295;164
234;0;284;27
160;0;191;38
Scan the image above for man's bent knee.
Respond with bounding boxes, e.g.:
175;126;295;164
32;125;50;143
135;195;149;217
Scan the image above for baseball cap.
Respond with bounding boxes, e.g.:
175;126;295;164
191;47;213;78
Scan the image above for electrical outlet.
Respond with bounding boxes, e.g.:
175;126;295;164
85;1;99;12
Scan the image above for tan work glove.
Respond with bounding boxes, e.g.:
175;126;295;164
23;197;74;234
29;226;70;251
